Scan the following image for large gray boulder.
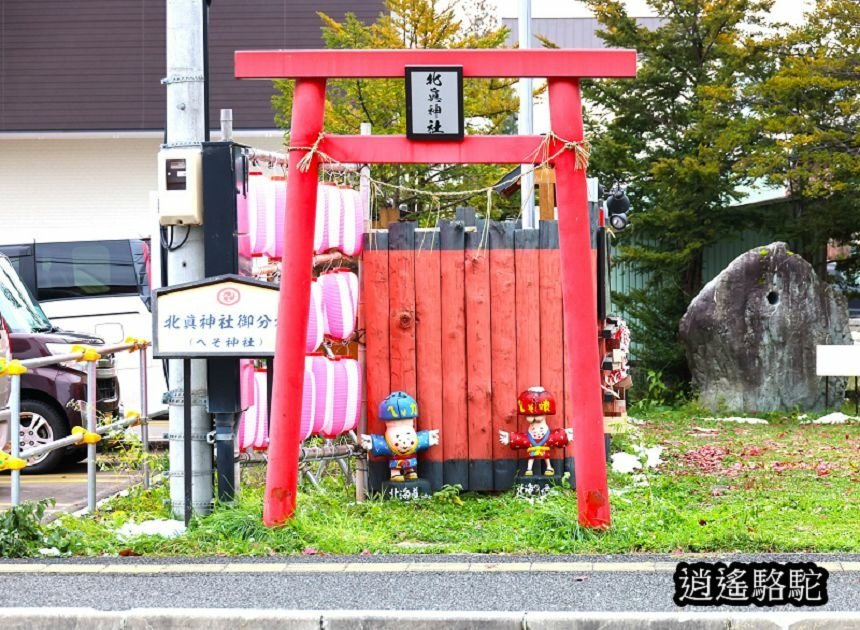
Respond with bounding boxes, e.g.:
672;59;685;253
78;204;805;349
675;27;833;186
679;242;852;412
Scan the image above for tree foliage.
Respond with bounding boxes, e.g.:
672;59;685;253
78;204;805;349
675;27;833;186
744;0;860;275
580;0;776;387
272;0;519;219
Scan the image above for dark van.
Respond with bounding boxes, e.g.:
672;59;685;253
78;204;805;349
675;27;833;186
0;239;164;417
0;254;120;473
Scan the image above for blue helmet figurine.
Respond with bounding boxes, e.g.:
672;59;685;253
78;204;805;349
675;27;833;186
379;391;418;421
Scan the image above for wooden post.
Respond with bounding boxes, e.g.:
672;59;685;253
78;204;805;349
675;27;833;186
489;222;518;489
465;225;493;490
536;166;556;221
562;305;574;476
440;220;469;488
362;231;391;490
514;228;541;469
375;206;400;229
414;229;444;489
388;223;419;405
264;78;326;526
548;78;611;528
538;222;567;476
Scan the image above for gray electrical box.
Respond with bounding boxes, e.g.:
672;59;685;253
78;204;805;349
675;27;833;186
157;148;203;225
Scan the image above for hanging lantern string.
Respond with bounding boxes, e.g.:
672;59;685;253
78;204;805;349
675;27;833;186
414;195;444;253
471;189;492;257
255;131;589;256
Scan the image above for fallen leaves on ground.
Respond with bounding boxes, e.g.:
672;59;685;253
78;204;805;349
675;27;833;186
680;445;729;473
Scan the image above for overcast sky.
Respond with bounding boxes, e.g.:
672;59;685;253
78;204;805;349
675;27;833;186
486;0;812;23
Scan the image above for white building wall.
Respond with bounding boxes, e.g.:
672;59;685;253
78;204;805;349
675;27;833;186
1;137;161;243
0;132;285;244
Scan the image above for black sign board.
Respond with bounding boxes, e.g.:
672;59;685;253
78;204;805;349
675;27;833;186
405;65;464;140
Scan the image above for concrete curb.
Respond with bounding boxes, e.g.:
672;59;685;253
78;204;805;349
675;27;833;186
0;609;858;629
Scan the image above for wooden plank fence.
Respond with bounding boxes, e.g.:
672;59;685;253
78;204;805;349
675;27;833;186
413;227;444;490
362;215;578;492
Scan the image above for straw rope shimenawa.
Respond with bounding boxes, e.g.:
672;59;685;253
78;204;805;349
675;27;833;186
290;130;590;195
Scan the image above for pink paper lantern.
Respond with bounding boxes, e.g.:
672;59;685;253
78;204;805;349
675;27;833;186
235;182;252;259
321;183;342;253
299;359;316;441
306;279;325;353
338;187;365;256
313;183;327;254
237;359;257;451
326;357;362;436
307;354;335;435
237;416;249;451
319;268;358;341
252;368;270;450
238;367;271;451
266;176;287;260
247;172;268;257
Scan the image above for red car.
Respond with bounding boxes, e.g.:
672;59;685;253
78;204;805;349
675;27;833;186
0;254;120;473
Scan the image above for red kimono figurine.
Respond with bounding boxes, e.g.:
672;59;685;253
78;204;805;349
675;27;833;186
499;386;573;477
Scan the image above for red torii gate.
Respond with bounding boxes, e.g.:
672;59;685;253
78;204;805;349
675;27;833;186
234;48;637;529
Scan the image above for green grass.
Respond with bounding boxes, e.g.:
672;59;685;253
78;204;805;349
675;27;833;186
42;404;860;557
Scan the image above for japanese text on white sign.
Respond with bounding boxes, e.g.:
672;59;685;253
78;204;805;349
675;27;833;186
154;279;278;358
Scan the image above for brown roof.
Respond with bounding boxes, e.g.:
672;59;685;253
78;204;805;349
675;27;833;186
0;0;383;132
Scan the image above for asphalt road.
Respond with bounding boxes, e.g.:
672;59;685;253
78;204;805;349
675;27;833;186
0;461;140;521
1;554;859;613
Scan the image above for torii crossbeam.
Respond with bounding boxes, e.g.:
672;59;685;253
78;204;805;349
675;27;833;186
235;48;637;529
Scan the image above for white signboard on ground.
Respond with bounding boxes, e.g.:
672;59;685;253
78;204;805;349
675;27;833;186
816;345;860;376
153;275;278;358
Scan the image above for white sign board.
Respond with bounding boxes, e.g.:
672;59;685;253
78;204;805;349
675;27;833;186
405;66;464;140
153;276;279;358
816;344;860;376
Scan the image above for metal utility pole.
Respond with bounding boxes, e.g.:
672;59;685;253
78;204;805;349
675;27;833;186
518;0;536;229
164;0;212;518
219;108;241;495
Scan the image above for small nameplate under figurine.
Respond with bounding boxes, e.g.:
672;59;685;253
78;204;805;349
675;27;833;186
382;479;432;501
360;391;440;501
499;386;573;495
514;478;556;499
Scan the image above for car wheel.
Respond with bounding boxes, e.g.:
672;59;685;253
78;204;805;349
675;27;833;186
18;400;69;474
